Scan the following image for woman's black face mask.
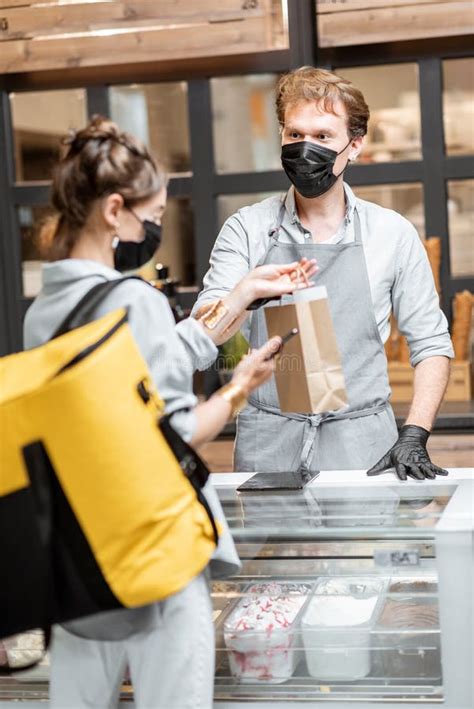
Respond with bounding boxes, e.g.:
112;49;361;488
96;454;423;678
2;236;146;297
113;210;162;272
281;139;351;199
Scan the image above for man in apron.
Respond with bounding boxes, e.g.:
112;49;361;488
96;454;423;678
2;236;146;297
193;67;454;481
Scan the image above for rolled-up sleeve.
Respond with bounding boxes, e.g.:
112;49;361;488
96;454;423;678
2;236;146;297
392;220;454;367
191;214;250;315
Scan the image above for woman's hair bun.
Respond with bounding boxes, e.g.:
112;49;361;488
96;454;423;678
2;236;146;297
62;115;146;160
40;115;166;260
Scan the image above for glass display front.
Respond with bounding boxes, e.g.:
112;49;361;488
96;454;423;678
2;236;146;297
211;481;460;703
217;483;454;537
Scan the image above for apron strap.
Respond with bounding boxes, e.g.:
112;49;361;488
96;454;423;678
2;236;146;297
257;197;287;265
248;396;389;424
353;207;362;244
246;197;289;311
268;198;287;240
247;397;390;471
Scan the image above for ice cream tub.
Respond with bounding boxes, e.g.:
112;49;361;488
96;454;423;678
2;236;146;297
372;579;441;680
302;577;386;681
223;582;311;683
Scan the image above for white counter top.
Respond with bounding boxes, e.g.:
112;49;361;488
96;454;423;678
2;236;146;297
211;467;473;487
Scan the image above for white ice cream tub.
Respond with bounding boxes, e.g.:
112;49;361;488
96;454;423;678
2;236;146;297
302;577;386;681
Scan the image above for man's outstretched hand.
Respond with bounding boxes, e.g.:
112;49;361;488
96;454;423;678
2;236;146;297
367;425;449;481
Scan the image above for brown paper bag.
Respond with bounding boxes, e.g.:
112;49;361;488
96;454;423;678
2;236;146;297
264;286;348;414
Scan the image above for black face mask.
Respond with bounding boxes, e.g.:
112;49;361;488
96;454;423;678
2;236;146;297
281;140;351;199
113;212;162;272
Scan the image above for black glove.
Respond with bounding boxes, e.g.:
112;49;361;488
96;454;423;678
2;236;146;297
367;425;449;481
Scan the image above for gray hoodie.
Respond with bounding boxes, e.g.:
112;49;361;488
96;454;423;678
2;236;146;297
24;259;240;640
24;260;218;440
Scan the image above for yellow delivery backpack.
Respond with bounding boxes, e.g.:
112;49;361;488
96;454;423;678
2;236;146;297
0;277;218;650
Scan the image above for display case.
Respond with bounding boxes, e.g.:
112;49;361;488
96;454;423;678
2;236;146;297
211;469;473;709
0;470;472;709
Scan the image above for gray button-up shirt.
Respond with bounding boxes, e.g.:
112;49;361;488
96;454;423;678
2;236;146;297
193;183;454;367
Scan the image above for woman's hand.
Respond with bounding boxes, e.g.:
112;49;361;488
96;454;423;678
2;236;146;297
230;337;282;396
195;257;317;346
190;337;282;448
233;257;318;309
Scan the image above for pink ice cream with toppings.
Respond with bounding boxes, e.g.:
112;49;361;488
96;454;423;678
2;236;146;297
224;582;310;683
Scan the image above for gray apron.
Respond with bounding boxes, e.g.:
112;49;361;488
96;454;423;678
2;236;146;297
235;198;398;473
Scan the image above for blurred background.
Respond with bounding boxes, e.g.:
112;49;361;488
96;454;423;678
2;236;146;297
0;0;473;465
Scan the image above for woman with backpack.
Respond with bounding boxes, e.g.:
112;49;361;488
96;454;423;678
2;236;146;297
23;116;317;709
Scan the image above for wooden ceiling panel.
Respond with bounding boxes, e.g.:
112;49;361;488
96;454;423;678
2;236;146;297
317;0;474;47
0;0;287;74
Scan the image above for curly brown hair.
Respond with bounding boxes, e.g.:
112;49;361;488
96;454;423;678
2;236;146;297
276;66;370;138
40;115;167;260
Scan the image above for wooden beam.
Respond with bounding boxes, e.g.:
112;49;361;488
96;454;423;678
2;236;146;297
0;0;269;40
0;17;271;74
0;0;258;8
2;49;291;91
0;1;30;8
318;1;474;47
316;0;464;12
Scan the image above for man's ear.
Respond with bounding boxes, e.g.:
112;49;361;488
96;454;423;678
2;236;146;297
349;135;364;162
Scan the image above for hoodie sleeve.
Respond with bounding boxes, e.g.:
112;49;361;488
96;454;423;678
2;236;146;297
100;282;203;443
175;316;218;372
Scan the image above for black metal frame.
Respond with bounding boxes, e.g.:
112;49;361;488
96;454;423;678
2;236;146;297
0;91;23;353
0;0;473;355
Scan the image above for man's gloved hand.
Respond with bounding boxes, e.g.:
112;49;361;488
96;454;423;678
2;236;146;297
367;424;449;481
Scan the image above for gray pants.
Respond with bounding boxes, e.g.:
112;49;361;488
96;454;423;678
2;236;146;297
49;574;214;709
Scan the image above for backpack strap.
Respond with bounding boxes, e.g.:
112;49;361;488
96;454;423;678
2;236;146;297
51;276;147;339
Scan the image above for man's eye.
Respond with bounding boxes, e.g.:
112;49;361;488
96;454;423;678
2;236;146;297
317;134;328;140
290;132;300;139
